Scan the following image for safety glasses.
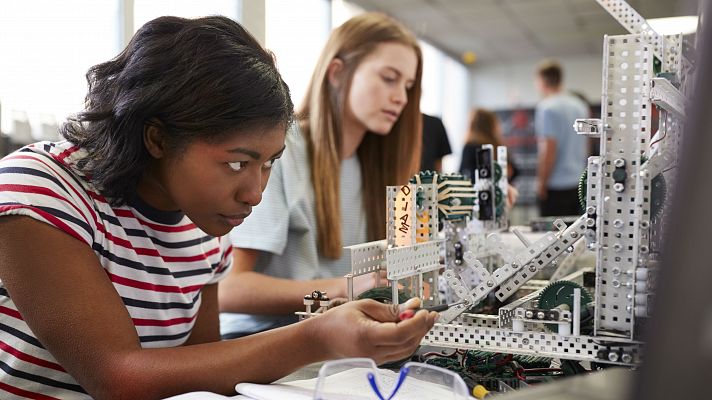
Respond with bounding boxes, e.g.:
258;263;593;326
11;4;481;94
313;357;471;400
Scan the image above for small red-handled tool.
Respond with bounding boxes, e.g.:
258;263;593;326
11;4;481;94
398;301;465;321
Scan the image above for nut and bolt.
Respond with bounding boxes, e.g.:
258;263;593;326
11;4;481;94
608;352;620;362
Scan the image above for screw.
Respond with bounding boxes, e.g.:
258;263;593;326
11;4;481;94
487;281;494;287
529;266;537;272
613;243;623;252
570;231;579;239
640;221;650;229
586;206;596;215
537;311;546;319
639;245;649;253
525;310;534;319
621;353;633;363
614;158;626;168
613;219;623;228
612;280;621;288
613;183;625;192
612;267;621;276
608;351;620;362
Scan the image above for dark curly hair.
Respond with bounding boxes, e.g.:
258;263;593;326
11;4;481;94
60;15;293;205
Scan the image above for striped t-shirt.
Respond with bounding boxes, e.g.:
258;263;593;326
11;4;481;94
0;141;232;399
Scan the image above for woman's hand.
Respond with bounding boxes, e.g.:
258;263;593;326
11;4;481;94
506;183;519;210
312;298;436;365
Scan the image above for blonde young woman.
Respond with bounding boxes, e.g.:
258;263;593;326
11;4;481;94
219;13;423;338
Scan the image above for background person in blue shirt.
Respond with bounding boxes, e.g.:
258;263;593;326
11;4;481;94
534;60;588;217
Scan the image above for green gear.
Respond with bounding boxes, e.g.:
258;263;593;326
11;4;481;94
495;186;505;217
577;168;588;210
577;157;667;218
494;163;503;182
639;156;667;219
650;172;667;219
411;171;476;221
410;170;438;184
537;280;592;332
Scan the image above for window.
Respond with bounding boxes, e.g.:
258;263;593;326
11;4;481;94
0;0;120;141
265;0;330;109
133;0;241;31
420;40;469;172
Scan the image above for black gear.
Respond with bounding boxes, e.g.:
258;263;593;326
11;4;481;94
537;280;593;332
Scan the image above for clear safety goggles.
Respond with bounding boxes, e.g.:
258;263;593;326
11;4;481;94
313;357;471;400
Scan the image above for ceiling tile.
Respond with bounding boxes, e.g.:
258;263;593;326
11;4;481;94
347;0;691;64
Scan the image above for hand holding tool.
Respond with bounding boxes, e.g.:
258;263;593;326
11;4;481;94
398;301;465;321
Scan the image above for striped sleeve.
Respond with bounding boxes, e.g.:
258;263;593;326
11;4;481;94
0;148;95;246
207;236;233;284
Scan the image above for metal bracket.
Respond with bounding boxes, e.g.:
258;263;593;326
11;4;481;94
650;77;686;118
574;118;604;138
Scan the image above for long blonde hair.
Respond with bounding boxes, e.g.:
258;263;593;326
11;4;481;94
299;12;423;259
